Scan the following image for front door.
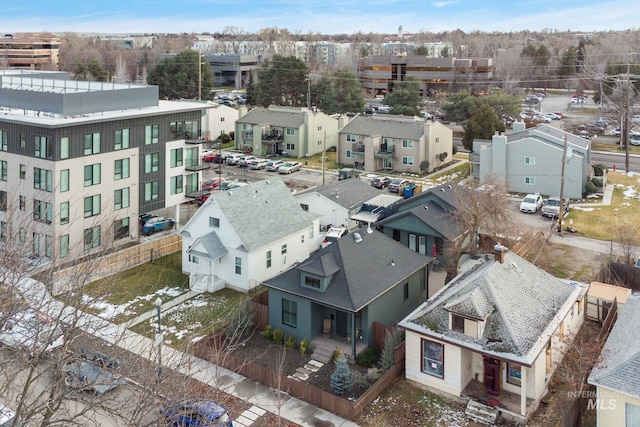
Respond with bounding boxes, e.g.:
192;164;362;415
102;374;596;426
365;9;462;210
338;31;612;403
335;310;348;337
483;357;500;396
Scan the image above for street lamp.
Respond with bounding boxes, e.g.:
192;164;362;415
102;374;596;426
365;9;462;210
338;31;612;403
155;297;163;380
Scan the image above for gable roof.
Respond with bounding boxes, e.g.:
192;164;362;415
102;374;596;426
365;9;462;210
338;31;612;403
507;123;590;152
378;199;463;241
339;115;427;140
297;179;381;210
183;177;319;252
187;231;228;259
399;249;582;366
263;229;432;312
588;295;640;399
236;106;307;128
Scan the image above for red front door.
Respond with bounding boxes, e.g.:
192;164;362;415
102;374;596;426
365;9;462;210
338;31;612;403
483;357;500;396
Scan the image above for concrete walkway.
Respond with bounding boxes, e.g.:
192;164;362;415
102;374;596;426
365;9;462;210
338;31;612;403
12;275;359;427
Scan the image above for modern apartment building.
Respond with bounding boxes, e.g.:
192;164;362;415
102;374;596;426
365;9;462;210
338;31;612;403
0;72;212;264
358;55;494;96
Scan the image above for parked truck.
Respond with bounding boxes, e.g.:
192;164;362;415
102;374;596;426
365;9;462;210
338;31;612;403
541;196;570;219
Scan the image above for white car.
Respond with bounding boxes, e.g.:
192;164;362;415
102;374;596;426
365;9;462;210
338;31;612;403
544;113;561;121
225;153;243;165
519;193;543;213
266;160;284;172
278;161;301;174
248;158;269;170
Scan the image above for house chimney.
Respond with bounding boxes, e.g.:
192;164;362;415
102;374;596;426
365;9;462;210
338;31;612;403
494;243;507;263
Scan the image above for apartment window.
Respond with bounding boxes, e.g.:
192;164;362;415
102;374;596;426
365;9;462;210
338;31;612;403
170;175;183;195
20;164;26;179
84;132;101;155
170;148;184;168
282;299;297;328
114;218;130;240
525;157;535;165
84;164;101;186
34;168;53;192
145;124;159;144
209;217;220;228
60;136;70;159
60;201;69;224
145;153;160;173
0;129;6;151
33;233;40;255
285;143;295;150
114;188;130;210
35;135;52;159
300;203;309;211
435;137;440;143
33;200;52;224
0;191;6;211
114;158;130;180
45;235;52;258
0;160;6;181
115;129;130;150
84;225;101;250
346;150;352;158
452;315;465;333
317;125;322;131
281;244;287;255
402;156;414;166
144;181;159;201
266;250;272;268
0;221;5;240
235;257;242;275
286;128;295;136
84;195;101;218
346;134;356;142
525;177;536;185
402;140;414;148
507;363;522;386
19;195;25;211
60;235;69;258
60;169;69;192
422;339;444;378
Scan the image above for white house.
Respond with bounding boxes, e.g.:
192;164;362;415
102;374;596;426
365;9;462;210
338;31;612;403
588;295;640;427
399;245;586;423
180;177;321;293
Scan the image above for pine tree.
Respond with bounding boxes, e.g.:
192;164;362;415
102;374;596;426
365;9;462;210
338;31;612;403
330;354;353;396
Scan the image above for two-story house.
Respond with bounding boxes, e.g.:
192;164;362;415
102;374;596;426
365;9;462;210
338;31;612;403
471;122;592;199
0;71;212;264
180;177;321;293
399;245;586;423
337;114;453;175
234;106;339;158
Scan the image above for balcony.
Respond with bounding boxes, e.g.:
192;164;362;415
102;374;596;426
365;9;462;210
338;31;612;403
185;162;208;172
351;142;365;153
374;144;394;158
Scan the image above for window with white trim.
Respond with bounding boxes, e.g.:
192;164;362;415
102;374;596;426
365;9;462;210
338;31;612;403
209;217;220;228
422;339;444;378
402;140;414;148
84;225;101;250
170;175;183;195
144;181;159;201
114;188;130;210
525;177;536;185
525;157;535;165
145;124;159;144
402;156;414;165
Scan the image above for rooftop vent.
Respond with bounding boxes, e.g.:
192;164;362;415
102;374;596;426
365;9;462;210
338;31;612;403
353;232;362;243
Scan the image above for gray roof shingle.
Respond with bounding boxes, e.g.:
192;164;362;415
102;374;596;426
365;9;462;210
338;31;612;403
264;229;433;312
297;179;382;210
588;295;640;398
339;115;427;140
235;107;307;128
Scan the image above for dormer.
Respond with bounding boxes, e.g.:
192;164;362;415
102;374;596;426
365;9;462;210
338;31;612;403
297;253;340;293
443;287;494;338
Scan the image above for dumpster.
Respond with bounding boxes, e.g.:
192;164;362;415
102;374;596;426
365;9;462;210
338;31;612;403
403;184;417;198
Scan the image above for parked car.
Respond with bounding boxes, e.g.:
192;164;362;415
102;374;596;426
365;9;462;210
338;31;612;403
63;356;125;394
0;310;65;357
0;401;21;427
544;113;562;121
225;153;243;165
212;152;228;164
630;136;640;146
160;399;232;427
631;115;640;124
388;178;409;193
202;152;217;162
519;193;543;213
266;160;284;172
248;158;269;170
541;196;570;219
371;176;392;189
141;216;175;235
202;177;225;191
278;161;301;174
612;127;621;136
533;115;551;123
236;155;256;168
200;149;217;160
139;213;158;228
338;168;359;180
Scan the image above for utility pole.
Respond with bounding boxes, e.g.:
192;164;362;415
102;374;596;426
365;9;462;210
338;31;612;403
322;131;326;185
557;135;568;233
306;75;312;109
198;51;202;101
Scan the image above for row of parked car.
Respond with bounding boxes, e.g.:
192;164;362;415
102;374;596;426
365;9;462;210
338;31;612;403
519;193;570;218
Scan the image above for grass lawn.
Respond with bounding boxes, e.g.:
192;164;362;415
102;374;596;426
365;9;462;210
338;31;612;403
129;288;248;349
61;252;190;324
569;170;640;240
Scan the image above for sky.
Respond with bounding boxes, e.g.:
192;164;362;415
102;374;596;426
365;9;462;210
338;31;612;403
0;0;638;35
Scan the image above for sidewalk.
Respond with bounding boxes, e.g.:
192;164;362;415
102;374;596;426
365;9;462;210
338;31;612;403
14;276;360;427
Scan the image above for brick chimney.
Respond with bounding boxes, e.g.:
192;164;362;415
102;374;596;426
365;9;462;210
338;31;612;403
494;243;507;263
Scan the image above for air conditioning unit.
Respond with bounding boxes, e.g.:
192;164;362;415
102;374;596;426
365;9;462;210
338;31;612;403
358;135;363;140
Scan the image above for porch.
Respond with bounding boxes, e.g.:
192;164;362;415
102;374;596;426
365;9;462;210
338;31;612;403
461;379;535;422
310;334;367;364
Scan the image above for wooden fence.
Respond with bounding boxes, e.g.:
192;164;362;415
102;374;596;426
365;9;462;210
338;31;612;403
595;261;640;291
46;235;182;295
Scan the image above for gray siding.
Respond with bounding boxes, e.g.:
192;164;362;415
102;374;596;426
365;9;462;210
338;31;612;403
267;289;313;343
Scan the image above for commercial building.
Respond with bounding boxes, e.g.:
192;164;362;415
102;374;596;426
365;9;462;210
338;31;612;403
0;34;60;71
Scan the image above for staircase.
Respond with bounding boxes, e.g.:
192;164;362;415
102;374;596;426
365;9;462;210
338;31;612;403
311;345;335;364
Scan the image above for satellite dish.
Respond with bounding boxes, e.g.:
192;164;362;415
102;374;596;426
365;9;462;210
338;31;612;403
353;232;363;243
